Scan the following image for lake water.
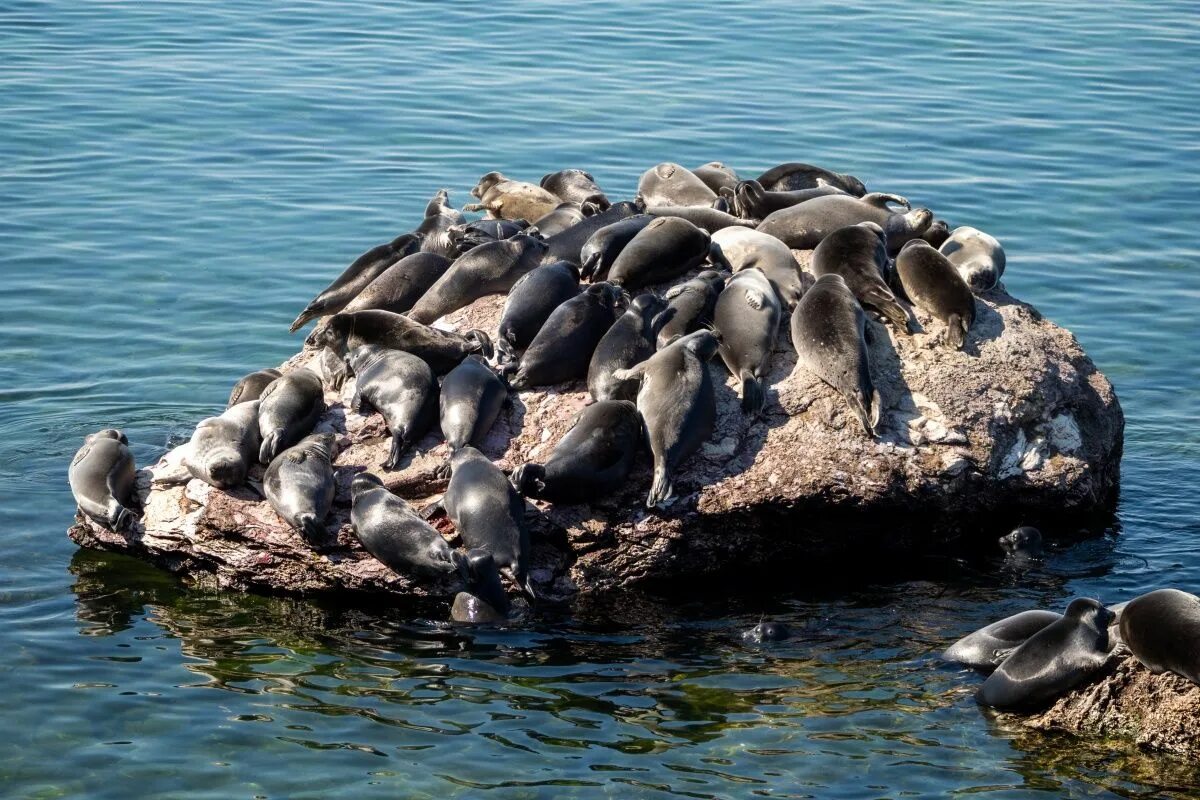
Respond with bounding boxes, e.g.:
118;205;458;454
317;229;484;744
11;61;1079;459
3;1;1199;796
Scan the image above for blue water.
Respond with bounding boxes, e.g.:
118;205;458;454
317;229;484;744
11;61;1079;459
3;1;1199;796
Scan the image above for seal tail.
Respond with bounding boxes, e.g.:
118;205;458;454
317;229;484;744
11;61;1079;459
580;251;601;281
290;305;321;333
846;390;879;438
466;329;494;360
509;462;546;497
383;434;409;471
297;513;326;545
945;314;967;350
741;373;765;417
259;432;282;465
496;335;518;364
646;465;673;508
865;290;910;332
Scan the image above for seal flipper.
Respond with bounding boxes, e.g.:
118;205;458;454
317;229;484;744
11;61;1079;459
863;289;910;331
466;329;494;361
383;435;409;471
259;431;283;465
741;371;765;417
297;513;327;545
862;192;910;210
289;306;323;333
646;466;673;508
845;389;879;437
945;314;968;350
509;462;546;498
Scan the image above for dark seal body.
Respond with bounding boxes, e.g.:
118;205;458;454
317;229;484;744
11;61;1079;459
257;368;325;464
440;355;508;453
729;179;846;219
451;549;511;624
636;162;718;207
713;268;782;416
447;218;529;256
608;217;712;291
511;400;642;503
263;432;336;545
350;473;465;577
186;400;261;489
543;201;641;266
289;232;421;332
755;162;866;196
227;368;282;408
407;232;549;324
346;345;438;469
305;310;491;375
342;252;452;316
540;168;610;209
497;261;581;359
1119;588;1200;685
655;270;725;348
811;222;910;330
579;215;654;282
942;609;1063;671
69;429;138;531
508;282;624;390
757;193;932;252
643;204;754;234
530;202;586;237
895;239;976;349
588;294;667;402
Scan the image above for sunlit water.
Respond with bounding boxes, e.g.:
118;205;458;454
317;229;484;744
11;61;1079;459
2;1;1199;797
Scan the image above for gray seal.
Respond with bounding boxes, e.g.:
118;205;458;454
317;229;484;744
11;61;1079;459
447;218;529;256
579;214;654;282
305;309;492;374
976;598;1115;710
654;270;725;349
713;267;782;416
636;162;718;207
727;179;846;220
790;273;881;436
497;260;581;360
227;368;281;408
451;549;511;624
757;193;933;252
407;232;549;324
350;472;466;578
755;162;867;196
263;432;336;545
939;226;1006;293
811;222;910;330
530;202;587;237
588;293;667;402
69;429;138;531
185;400;261;489
942;609;1062;671
643;204;756;234
1119;588;1200;685
341;252;453;316
608;216;715;291
613;329;720;508
289;232;421;332
692;162;741;194
440;355;508;454
346;345;438;469
414;188;467;259
711;227;806;309
543;201;641;266
895;239;976;350
507;282;625;390
465;171;560;222
540;168;610;210
511;399;642;503
257;368;325;464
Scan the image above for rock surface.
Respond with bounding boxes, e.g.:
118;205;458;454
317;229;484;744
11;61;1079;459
68;250;1123;601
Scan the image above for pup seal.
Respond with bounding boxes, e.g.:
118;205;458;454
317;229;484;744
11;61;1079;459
713;267;782;416
289;232;421;332
69;429;138;531
939;226;1006;293
406;232;549;324
811;222;910;330
655;270;725;349
642;204;756;234
257;368;325;464
440;355;508;454
691;162;741;194
588;293;667;402
636;162;718;207
451;549;511;624
350;473;466;578
711;227;806;308
755;162;867;196
790;274;881;436
465;171;560;222
757;193;933;252
895;240;976;349
942;609;1063;671
341;252;452;316
579;214;654;281
497;260;581;359
346;345;438;469
507;282;624;390
305;309;492;374
511;399;642;503
728;179;846;219
1119;588;1200;685
184;400;261;489
608;216;715;291
613;329;720;508
976;598;1114;709
263;432;336;545
542;200;641;266
540;168;610;210
227;368;282;408
414;188;467;259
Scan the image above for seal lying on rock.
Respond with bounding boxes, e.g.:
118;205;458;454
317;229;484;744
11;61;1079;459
608;217;716;291
69;429;138;532
451;549;511;624
184;400;261;490
655;270;724;349
346;345;438;470
465;171;560;222
350;473;466;578
757;193;932;252
407;232;549;325
341;252;453;316
497;261;581;360
530;202;588;237
540;168;610;210
306;309;492;375
811;222;910;331
711;227;806;309
1119;588;1200;685
692;162;741;194
542;201;641;266
264;432;336;545
939;226;1006;293
439;355;508;455
589;293;667;402
414;189;466;259
227;368;281;408
642;205;755;234
580;215;654;282
728;179;846;220
637;162;718;207
506;282;624;390
895;239;976;350
713;267;781;416
257;368;324;465
943;609;1063;671
447;218;529;256
755;161;866;196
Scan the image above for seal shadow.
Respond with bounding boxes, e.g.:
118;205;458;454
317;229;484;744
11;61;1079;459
962;295;1007;356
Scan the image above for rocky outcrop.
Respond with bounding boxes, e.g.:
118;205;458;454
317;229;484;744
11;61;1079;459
68;250;1123;601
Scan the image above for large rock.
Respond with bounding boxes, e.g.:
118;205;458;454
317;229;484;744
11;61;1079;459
68;251;1123;601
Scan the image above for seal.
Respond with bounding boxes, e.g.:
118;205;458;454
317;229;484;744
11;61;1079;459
711;227;807;309
440;355;508;454
184;400;261;489
289;232;421;332
727;179;846;220
346;345;438;469
1118;588;1200;685
976;598;1115;709
451;549;511;624
542;200;641;266
713;267;782;416
790;273;881;436
305;309;492;374
755;162;867;196
922;218;951;248
589;293;668;402
414;188;467;259
939;226;1006;293
507;282;625;390
811;222;910;330
942;609;1063;671
530;202;588;237
227;368;281;408
579;214;654;282
612;329;720;508
69;429;138;531
654;269;725;349
429;445;533;596
743;621;791;643
895;239;976;349
608;216;715;291
349;472;466;578
511;399;642;503
692;161;741;194
465;171;560;222
497;260;581;359
257;368;325;464
263;432;336;545
447;218;529;256
341;252;453;316
540;168;610;210
642;204;756;234
757;193;933;252
406;232;549;325
636;162;718;207
999;526;1043;555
